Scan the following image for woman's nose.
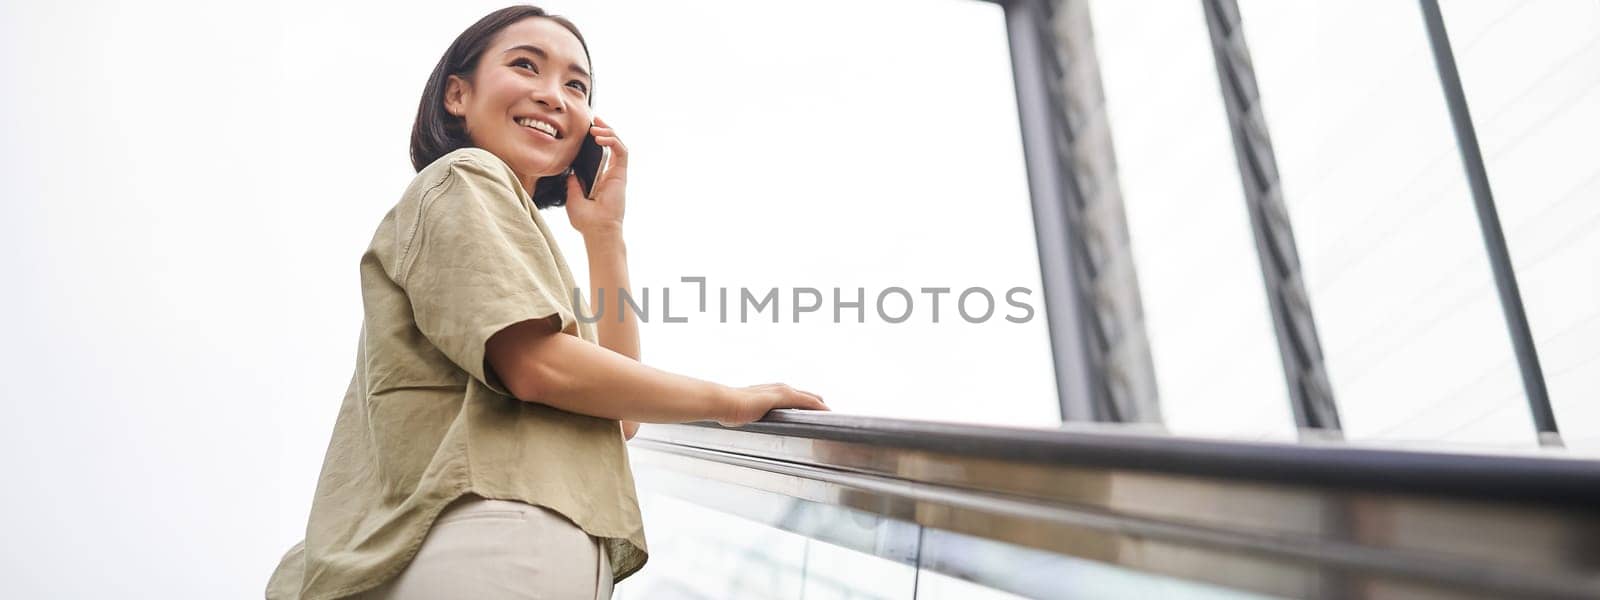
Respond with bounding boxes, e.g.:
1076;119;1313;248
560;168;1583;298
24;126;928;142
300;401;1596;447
529;77;565;111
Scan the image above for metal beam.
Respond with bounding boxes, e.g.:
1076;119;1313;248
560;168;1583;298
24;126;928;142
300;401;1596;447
1004;0;1163;424
1201;0;1343;436
1418;0;1562;447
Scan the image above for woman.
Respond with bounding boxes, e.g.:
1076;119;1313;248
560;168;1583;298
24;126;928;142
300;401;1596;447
266;6;829;599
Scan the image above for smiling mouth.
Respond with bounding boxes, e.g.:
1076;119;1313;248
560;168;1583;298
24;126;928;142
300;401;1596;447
514;117;561;139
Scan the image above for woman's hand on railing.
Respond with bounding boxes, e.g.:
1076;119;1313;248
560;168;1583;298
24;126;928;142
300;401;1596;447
716;384;829;427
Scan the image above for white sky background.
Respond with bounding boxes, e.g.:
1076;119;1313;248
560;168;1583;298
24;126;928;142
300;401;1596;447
0;0;1594;597
1238;0;1600;446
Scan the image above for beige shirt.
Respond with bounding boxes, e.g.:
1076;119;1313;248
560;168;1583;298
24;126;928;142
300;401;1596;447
266;148;648;599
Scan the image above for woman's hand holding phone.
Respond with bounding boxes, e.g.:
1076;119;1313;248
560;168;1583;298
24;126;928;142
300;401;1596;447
564;115;627;238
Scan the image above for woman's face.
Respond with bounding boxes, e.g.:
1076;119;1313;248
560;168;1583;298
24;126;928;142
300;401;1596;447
445;17;593;190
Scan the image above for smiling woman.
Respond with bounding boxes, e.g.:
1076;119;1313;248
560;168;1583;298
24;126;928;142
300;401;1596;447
265;5;828;600
410;9;597;208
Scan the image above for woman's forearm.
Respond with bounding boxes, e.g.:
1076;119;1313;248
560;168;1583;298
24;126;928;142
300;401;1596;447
583;230;643;438
584;230;640;360
486;317;732;424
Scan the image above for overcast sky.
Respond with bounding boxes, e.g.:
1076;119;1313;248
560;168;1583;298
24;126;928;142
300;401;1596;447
0;0;1594;597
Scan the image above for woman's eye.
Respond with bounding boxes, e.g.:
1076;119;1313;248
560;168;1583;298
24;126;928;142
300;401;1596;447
567;81;588;94
512;59;537;72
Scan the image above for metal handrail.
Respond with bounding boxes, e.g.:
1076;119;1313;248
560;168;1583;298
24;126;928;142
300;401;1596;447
630;411;1600;599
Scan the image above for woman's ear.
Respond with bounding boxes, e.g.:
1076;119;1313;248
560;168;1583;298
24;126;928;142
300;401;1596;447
443;74;469;118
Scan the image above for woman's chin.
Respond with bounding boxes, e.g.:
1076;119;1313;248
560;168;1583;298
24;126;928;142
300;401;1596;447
513;159;568;181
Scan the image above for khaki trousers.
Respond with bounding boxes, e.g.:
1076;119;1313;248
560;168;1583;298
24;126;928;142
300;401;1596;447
353;494;613;599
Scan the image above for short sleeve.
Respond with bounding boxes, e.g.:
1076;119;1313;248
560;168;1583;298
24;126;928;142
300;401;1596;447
398;154;576;396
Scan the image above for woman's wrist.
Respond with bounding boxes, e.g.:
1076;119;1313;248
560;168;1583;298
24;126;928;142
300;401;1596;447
706;382;738;425
581;224;625;244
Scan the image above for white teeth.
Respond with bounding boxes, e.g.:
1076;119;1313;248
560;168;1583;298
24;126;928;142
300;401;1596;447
516;117;557;137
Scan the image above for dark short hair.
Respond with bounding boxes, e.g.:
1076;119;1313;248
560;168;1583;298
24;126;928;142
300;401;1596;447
410;5;593;209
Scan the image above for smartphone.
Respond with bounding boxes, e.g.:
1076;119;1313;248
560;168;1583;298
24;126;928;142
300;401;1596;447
531;126;607;207
571;129;607;199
